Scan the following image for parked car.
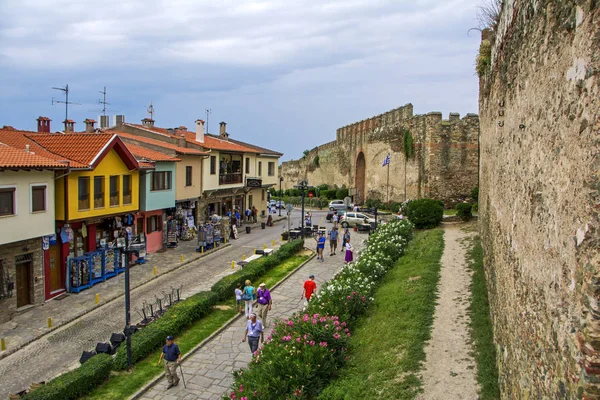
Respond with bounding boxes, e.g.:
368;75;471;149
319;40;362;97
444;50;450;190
339;212;373;228
276;200;286;209
328;200;348;211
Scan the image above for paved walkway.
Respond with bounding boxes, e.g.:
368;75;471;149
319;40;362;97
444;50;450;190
136;233;368;400
0;216;288;399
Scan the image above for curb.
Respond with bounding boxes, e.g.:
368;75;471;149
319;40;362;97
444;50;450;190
0;243;231;360
130;249;316;399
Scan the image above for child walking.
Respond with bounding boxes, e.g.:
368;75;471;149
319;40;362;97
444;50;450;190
235;283;243;314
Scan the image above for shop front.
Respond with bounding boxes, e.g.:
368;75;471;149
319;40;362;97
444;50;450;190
136;209;166;254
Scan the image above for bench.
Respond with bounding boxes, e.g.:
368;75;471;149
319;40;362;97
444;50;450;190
263;248;274;256
237;254;263;267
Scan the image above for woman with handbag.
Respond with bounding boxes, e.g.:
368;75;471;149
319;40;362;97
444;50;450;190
344;238;354;264
242;280;256;318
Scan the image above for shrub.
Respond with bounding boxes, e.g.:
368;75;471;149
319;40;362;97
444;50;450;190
365;198;384;210
476;39;492;77
210;239;304;301
113;291;217;370
456;202;473;221
23;354;112;400
406;198;444;229
335;188;349;200
471;186;479;201
389;201;402;213
473;202;479;212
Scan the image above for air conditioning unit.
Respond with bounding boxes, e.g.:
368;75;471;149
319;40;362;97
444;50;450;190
99;115;110;129
114;115;125;126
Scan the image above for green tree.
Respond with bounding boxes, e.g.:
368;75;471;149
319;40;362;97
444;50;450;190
403;129;415;202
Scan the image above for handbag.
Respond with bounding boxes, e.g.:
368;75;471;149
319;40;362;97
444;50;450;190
241;287;252;301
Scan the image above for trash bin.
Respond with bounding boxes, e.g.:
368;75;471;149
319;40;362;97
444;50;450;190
246;226;251;234
282;232;289;241
261;222;266;229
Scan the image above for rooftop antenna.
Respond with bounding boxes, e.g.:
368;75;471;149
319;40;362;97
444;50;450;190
147;101;155;120
98;86;110;116
52;84;81;122
205;108;211;134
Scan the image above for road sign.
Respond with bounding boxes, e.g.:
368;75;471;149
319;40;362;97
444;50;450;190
308;192;313;198
286;204;293;212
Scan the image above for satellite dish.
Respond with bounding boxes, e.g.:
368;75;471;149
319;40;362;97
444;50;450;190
344;197;352;207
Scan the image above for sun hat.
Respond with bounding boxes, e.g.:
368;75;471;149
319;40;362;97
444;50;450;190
259;283;266;287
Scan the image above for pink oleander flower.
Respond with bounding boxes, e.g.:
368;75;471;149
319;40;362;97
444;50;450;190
319;342;328;347
333;333;341;339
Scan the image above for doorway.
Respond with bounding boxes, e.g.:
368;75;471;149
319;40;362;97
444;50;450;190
48;245;63;293
15;256;33;308
355;152;366;204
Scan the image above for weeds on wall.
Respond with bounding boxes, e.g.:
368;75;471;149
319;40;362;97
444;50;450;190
476;0;502;32
477;40;492;77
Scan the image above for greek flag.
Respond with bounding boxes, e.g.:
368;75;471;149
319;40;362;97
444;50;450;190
382;154;390;167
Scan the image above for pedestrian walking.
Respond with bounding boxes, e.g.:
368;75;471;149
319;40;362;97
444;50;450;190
305;212;311;227
301;274;317;306
245;207;251;223
242;280;256;317
235;209;241;226
344;238;354;264
252;206;258;223
157;335;181;389
242;313;264;354
235;283;243;314
315;232;325;261
256;283;272;326
332;212;339;228
342;228;351;249
328;226;339;256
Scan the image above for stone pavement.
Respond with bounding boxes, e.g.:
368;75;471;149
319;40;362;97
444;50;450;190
135;231;368;400
0;215;289;399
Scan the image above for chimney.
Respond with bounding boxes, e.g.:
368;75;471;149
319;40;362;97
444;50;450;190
219;121;229;139
195;119;205;143
178;134;187;148
25;144;30;153
36;116;51;133
63;119;75;132
84;118;96;133
114;115;125;126
142;118;155;128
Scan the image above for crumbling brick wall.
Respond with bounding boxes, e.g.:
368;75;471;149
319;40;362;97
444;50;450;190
478;1;600;398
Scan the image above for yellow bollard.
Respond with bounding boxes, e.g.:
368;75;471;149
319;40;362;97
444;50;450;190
224;237;227;244
272;239;275;246
280;235;283;242
201;246;204;254
153;266;157;276
47;317;52;328
180;254;184;262
263;243;267;250
95;294;99;304
1;338;6;351
243;255;246;260
231;261;235;269
254;248;257;255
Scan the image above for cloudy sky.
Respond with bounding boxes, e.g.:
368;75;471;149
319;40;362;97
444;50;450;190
0;0;482;160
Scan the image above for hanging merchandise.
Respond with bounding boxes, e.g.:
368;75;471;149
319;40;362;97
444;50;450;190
104;249;118;278
42;236;50;251
60;225;71;243
88;251;105;284
68;256;91;293
81;223;88;238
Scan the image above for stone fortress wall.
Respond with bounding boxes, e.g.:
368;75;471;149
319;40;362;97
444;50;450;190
478;0;600;398
280;103;480;206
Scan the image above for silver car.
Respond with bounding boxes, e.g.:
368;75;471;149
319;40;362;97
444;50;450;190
328;200;347;211
339;212;373;228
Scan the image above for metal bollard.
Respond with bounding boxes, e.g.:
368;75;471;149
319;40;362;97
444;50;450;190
243;255;246;260
47;317;52;328
201;247;204;254
231;261;235;269
254;248;257;254
280;235;283;242
95;294;99;304
153;266;157;276
224;237;227;244
263;243;267;250
1;338;6;351
272;239;275;246
180;254;184;262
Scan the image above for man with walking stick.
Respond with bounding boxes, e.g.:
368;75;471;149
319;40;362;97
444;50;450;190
158;335;181;389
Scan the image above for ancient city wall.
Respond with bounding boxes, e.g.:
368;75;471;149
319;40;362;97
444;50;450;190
280;104;479;206
478;1;600;398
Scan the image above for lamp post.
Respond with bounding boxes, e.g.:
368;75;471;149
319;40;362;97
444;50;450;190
279;177;283;217
122;236;145;370
294;180;312;239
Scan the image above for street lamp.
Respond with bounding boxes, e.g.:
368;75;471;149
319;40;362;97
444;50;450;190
279;177;283;217
122;237;145;370
293;180;313;239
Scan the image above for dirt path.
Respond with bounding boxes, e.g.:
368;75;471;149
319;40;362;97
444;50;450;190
417;224;479;400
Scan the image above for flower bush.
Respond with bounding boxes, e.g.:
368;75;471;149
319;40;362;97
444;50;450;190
225;220;414;400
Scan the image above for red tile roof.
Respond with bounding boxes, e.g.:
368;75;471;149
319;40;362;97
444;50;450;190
113;130;208;156
0;129;82;166
0;145;68;169
28;133;116;167
124;142;181;162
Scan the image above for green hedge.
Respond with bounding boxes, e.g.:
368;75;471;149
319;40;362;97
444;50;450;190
22;354;113;400
211;239;304;301
112;291;217;370
456;202;473;221
406;198;444;229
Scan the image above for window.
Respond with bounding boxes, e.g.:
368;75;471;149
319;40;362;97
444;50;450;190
31;185;46;212
110;176;120;206
185;166;192;186
151;171;172;191
78;177;90;210
245;157;250;174
0;187;15;216
258;161;262;176
93;176;104;209
123;175;132;205
146;215;163;233
268;162;275;176
210;156;216;175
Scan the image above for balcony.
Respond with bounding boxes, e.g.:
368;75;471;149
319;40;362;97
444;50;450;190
219;172;243;185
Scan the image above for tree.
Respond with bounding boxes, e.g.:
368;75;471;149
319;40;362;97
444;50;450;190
403;130;415;201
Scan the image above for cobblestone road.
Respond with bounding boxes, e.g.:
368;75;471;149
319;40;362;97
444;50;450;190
0;214;298;399
136;230;366;400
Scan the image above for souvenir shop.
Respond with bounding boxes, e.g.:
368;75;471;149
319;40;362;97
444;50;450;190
53;213;147;293
197;215;232;252
205;193;244;221
165;200;198;248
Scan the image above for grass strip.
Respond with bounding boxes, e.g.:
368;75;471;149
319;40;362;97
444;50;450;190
82;254;308;400
318;229;444;400
467;235;500;400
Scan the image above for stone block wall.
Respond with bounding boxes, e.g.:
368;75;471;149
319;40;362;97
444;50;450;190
478;1;600;398
280;104;479;206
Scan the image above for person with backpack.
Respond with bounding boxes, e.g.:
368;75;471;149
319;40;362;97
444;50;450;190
242;280;256;317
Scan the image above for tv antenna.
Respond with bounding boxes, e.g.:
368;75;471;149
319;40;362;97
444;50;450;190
147;101;155;120
52;84;81;122
205;108;211;134
98;87;110;116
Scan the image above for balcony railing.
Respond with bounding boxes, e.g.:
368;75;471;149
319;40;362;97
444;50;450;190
219;172;243;185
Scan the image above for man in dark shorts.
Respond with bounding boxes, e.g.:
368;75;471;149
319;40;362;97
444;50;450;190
328;227;339;256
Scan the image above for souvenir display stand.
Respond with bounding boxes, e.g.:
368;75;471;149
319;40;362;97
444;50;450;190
68;255;92;293
88;250;105;285
104;249;119;278
167;219;178;248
